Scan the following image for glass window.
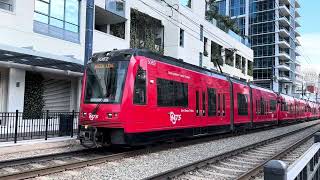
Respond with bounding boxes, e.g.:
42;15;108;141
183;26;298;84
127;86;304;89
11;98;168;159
157;78;188;107
133;66;146;105
238;93;248;115
84;62;129;104
180;0;191;8
34;0;80;33
270;100;277;112
207;88;217;116
180;28;184;47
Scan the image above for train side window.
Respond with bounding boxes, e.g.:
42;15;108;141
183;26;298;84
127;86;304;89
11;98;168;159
237;93;248;116
260;98;265;115
207;88;216;116
270;100;276;112
133;66;146;105
157;78;188;107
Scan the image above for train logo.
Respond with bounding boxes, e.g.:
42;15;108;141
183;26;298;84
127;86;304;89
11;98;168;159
89;113;99;121
169;112;182;125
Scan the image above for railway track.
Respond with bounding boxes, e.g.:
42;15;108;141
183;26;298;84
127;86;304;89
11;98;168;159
146;123;320;180
0;121;317;180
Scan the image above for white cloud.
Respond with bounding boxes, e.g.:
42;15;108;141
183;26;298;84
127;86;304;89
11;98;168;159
297;33;320;71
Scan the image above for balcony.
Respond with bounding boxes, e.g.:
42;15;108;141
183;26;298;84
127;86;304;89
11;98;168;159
295;59;302;66
278;40;290;49
279;5;290;17
279;28;290;37
277;63;291;71
295;30;301;37
295;0;301;9
280;0;290;5
96;0;126;25
295;19;301;27
295;49;301;56
278;51;291;60
279;17;290;27
278;75;292;82
295;39;301;46
295;10;301;18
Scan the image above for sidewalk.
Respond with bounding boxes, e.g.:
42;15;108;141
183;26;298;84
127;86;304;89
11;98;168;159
0;137;83;159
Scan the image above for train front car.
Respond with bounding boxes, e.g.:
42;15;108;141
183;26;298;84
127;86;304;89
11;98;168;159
78;50;134;147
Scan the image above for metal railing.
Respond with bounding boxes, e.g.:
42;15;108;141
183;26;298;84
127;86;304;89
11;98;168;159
105;0;125;17
0;1;13;11
0;110;79;143
264;132;320;180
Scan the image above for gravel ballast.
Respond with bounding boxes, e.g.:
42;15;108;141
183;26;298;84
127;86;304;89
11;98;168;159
38;120;320;180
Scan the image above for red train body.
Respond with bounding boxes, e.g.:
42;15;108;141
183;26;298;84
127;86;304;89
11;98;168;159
78;49;320;147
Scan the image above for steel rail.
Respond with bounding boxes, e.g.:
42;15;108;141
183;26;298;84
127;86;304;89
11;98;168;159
237;129;317;180
0;148;97;169
0;150;135;180
145;123;319;180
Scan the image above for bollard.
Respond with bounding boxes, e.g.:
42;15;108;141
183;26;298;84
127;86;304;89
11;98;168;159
314;132;320;143
264;160;287;180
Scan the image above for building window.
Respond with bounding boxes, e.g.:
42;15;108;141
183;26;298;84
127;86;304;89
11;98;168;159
211;41;223;66
204;37;208;57
199;52;203;67
0;0;14;11
237;93;248;115
225;49;234;67
180;0;191;8
200;25;203;41
207;88;217;116
236;54;241;69
180;28;184;47
247;61;253;76
34;0;80;43
241;57;246;74
133;66;146;105
157;78;188;107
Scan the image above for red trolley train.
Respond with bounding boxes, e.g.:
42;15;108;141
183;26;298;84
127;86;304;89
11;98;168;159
78;49;320;147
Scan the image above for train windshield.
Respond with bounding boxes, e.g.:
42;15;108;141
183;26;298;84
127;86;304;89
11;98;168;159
84;61;129;104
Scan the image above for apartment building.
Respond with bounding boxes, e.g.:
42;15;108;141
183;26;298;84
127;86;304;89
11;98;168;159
217;0;302;95
0;0;253;113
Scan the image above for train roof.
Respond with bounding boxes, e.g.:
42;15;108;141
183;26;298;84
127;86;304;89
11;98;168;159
92;49;230;81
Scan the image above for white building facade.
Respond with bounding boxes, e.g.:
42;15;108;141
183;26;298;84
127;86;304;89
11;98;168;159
0;0;253;113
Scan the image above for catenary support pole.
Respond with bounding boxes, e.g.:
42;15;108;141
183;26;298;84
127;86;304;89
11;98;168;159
84;0;95;66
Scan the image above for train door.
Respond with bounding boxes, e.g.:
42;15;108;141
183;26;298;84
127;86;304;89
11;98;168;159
194;87;207;135
216;92;226;120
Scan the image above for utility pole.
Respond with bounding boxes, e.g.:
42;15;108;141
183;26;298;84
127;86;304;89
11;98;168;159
84;0;95;66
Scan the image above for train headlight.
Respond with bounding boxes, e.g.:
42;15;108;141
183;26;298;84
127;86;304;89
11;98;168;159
107;113;113;119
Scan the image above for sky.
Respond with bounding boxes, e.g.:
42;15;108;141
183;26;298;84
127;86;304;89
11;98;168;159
298;0;320;71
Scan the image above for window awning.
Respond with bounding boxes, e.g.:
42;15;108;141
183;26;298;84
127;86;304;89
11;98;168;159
0;43;84;77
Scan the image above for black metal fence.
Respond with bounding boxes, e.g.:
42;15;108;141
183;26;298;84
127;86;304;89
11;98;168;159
0;110;79;143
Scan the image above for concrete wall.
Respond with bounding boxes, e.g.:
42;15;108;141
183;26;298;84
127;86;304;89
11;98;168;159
0;68;8;112
7;68;25;112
